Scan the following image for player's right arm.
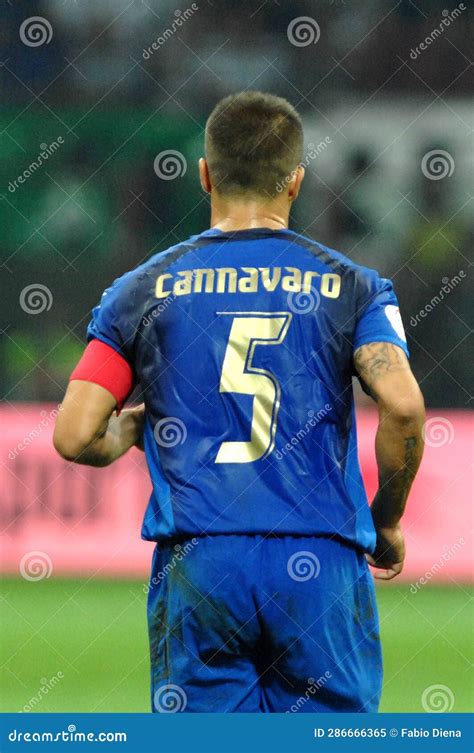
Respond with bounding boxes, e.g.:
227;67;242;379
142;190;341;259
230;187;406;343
53;271;145;465
354;342;425;579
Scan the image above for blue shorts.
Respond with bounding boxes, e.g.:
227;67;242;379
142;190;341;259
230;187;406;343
147;535;382;713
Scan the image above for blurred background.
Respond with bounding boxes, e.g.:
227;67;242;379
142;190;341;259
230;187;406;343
1;0;472;714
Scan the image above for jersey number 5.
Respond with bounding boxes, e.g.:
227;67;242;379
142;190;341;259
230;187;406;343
215;312;292;464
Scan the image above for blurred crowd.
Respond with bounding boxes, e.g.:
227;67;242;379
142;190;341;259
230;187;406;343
1;0;472;407
3;0;472;106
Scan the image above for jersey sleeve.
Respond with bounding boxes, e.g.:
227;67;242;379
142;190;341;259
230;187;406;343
354;275;409;357
86;272;140;360
83;271;144;408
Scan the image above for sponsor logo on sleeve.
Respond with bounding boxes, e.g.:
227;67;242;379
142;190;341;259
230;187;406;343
385;305;407;342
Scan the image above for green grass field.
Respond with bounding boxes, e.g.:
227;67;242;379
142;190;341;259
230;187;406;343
1;579;472;713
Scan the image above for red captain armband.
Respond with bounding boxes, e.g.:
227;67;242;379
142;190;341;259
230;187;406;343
69;339;134;411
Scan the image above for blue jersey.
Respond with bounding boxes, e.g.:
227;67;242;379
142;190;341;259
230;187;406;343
87;228;409;552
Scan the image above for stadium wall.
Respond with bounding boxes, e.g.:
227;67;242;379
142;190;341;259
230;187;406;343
0;405;472;583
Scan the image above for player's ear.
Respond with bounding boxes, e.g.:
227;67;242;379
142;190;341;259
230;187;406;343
199;158;212;193
288;165;305;202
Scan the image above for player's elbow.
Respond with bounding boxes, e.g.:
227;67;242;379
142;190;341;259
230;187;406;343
381;386;425;427
53;424;93;462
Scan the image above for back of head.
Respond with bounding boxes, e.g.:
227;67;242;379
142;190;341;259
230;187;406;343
205;91;304;199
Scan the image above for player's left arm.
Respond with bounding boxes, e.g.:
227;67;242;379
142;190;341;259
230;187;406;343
353;274;425;579
354;342;425;579
54;380;144;466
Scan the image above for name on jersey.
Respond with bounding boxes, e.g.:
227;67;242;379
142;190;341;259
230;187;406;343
155;267;341;299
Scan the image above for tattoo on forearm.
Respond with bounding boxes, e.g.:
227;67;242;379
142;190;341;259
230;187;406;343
354;342;407;384
378;435;420;518
401;436;418;493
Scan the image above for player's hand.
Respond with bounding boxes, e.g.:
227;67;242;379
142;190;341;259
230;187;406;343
365;523;405;580
129;403;145;451
116;403;145;452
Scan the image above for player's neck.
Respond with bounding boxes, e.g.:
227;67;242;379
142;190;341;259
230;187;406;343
210;197;290;232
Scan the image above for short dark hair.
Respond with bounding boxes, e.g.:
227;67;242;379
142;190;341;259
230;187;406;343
205;91;304;198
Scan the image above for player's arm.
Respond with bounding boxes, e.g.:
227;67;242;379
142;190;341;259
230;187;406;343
354;342;425;579
53;340;144;466
53;381;144;466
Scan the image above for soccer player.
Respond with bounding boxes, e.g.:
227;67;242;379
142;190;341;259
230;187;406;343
54;92;425;713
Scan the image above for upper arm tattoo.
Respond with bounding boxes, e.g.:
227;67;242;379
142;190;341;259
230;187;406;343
354;342;408;386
